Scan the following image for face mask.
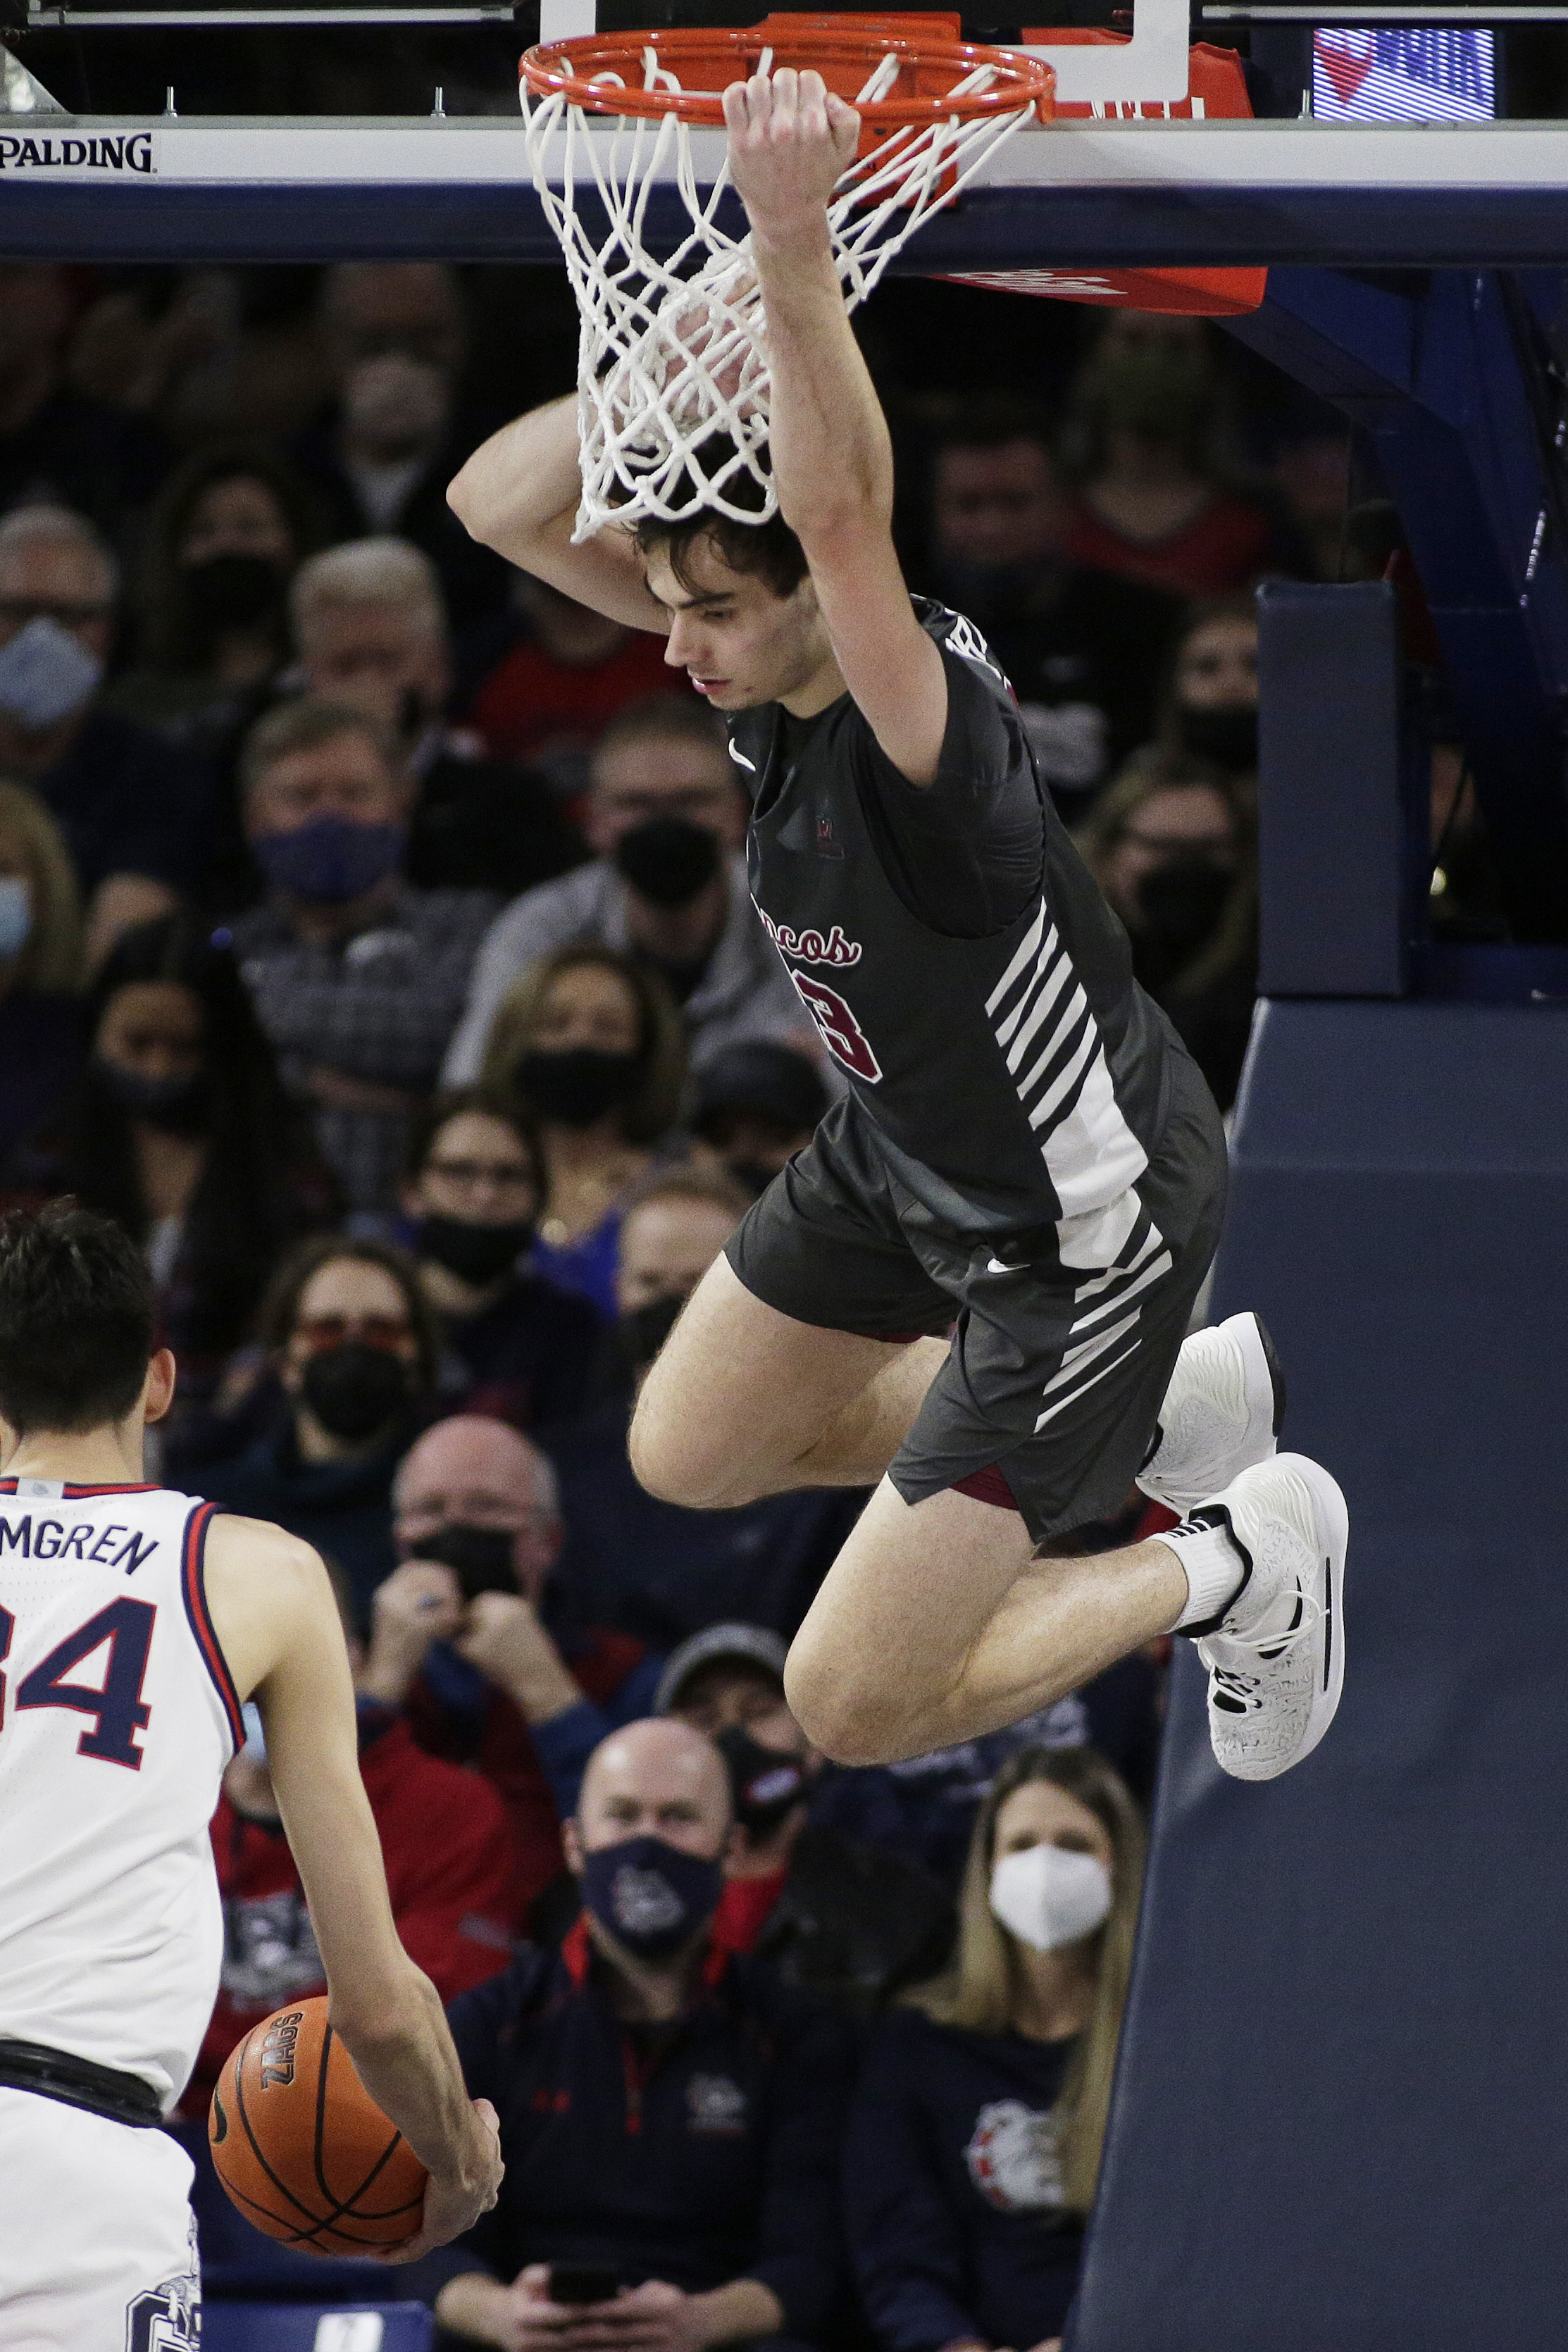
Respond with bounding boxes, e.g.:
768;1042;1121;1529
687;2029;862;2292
619;1291;685;1375
716;1724;808;1838
418;1214;534;1289
0;876;32;960
94;1059;209;1136
0;616;104;730
181;552;287;636
514;1047;640;1129
990;1842;1114;1953
613;816;723;909
1178;704;1259;773
299;1343;410;1443
1136;852;1233;960
410;1520;517;1603
253;814;405;906
579;1834;725;1962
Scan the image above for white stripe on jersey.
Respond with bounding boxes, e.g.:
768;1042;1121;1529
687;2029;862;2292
987;895;1155;1272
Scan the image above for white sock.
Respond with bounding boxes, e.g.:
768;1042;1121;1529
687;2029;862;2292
1157;1519;1247;1633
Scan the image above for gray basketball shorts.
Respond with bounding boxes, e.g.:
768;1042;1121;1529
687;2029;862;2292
725;1053;1227;1545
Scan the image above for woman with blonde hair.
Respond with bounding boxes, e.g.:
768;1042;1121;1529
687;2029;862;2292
845;1745;1145;2352
479;942;687;1318
0;776;87;1157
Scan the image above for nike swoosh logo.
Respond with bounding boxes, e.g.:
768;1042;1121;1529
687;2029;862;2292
987;1258;1024;1275
728;741;757;772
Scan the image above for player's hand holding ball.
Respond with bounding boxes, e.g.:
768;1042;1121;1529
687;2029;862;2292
209;1996;501;2260
723;67;861;237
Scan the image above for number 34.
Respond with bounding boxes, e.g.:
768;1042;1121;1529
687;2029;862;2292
0;1599;154;1771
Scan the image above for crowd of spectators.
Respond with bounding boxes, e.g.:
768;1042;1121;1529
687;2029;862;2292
3;252;1393;2343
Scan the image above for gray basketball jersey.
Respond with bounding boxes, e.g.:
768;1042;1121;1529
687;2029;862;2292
730;602;1178;1271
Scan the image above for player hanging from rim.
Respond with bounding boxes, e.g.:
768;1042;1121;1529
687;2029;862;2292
0;1202;501;2347
449;66;1347;1785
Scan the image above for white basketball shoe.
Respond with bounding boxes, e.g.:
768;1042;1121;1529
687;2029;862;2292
1137;1310;1286;1516
1162;1452;1348;1783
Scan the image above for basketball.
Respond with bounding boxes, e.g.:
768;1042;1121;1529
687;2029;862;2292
208;1996;428;2253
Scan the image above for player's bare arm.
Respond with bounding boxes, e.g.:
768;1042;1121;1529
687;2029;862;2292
204;1514;502;2260
723;67;948;784
447;392;664;633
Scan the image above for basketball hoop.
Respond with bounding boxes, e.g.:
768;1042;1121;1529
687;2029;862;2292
520;16;1054;538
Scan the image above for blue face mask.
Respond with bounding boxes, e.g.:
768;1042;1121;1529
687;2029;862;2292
252;813;404;906
578;1834;724;1962
0;876;32;960
0;616;104;731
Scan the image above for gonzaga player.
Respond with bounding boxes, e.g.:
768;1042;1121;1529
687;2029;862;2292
0;1204;501;2349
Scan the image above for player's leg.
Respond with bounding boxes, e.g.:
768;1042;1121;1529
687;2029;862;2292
0;2089;201;2349
783;1475;1187;1762
632;1093;958;1509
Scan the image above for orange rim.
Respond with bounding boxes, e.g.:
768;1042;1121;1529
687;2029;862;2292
519;26;1055;127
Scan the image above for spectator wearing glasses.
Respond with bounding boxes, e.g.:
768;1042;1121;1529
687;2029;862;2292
659;1623;954;2017
401;1088;600;1431
429;1717;852;2352
0;504;213;903
442;695;807;1092
360;1413;664;1919
230;696;498;1216
199;1235;440;1624
290;537;585;899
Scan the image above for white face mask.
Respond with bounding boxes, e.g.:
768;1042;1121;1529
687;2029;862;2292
990;1841;1114;1953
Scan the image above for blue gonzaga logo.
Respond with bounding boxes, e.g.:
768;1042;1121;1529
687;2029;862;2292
0;132;154;172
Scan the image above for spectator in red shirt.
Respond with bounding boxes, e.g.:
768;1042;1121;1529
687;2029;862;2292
181;1580;518;2120
1063;316;1273;597
466;573;678;809
361;1412;665;1926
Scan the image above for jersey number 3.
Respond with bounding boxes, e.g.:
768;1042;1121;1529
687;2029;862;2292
0;1598;155;1769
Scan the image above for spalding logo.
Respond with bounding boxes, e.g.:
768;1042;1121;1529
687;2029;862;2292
260;2010;304;2089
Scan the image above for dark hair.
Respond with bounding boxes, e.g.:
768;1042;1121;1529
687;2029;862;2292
403;1085;545;1196
0;1201;156;1434
631;444;809;602
49;915;341;1367
256;1233;441;1393
136;443;320;672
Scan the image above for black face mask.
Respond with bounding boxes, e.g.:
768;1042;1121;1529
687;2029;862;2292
613;817;723;909
716;1724;809;1839
619;1291;686;1376
411;1520;518;1602
1178;703;1259;773
1136;853;1233;964
418;1214;534;1290
94;1059;209;1138
180;551;287;636
514;1047;641;1129
299;1343;411;1443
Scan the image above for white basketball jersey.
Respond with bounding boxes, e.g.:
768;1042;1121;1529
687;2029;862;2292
0;1477;242;2115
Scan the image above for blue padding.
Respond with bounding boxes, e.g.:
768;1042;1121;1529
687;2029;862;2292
1070;996;1568;2352
1257;582;1407;1000
202;2303;433;2349
7;181;1568;266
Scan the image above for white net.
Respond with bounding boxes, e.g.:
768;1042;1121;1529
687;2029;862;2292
521;46;1040;539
